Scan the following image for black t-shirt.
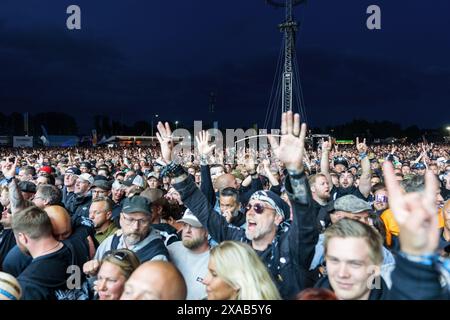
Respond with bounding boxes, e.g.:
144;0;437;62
2;223;94;277
18;245;72;300
331;185;368;201
0;229;16;269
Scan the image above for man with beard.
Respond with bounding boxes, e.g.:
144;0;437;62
219;187;246;228
167;209;209;300
156;111;318;299
321;137;371;201
83;196;169;277
309;173;332;231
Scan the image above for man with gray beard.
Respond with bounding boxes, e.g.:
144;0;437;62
83;196;169;277
167;210;209;300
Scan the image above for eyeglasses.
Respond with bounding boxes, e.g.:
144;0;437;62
245;203;274;214
121;214;150;227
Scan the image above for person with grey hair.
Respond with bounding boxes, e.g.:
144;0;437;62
32;184;62;209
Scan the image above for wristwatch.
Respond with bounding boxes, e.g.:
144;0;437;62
160;161;186;178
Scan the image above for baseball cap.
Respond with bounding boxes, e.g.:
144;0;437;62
39;166;52;175
112;180;124;190
77;173;94;185
123;175;145;188
91;180;112;191
80;161;92;169
177;209;203;228
18;181;36;193
334;195;371;213
333;157;349;168
66;167;81;175
122;196;151;215
146;172;160;180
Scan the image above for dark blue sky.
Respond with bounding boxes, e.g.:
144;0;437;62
0;0;449;134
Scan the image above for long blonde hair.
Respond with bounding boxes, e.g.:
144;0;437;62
210;241;281;300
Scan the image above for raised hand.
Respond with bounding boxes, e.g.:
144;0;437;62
156;121;174;163
356;137;368;154
1;158;17;178
195;130;216;156
268;111;306;173
383;161;439;255
322;137;333;152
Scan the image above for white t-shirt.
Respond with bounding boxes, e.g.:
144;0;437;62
168;241;209;300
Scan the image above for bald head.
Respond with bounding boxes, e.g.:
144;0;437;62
44;205;72;240
120;261;186;300
215;174;238;192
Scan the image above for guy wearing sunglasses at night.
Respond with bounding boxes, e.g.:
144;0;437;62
156;111;319;299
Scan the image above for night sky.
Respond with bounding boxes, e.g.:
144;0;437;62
0;0;449;134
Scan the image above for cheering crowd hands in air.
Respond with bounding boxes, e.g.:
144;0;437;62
383;161;440;256
154;111;308;174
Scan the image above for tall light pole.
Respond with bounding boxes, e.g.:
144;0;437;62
175;121;179;129
151;114;159;137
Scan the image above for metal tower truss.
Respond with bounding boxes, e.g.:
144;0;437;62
264;0;308;128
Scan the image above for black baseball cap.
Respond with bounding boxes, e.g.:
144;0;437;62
122;196;151;215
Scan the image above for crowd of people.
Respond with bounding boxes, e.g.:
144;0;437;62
0;112;449;300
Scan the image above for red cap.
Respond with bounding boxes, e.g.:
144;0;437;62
39;166;52;174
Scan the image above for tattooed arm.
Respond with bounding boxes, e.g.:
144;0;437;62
8;179;27;214
1;159;26;214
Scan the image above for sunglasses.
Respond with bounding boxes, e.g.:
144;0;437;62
375;195;388;203
245;203;273;214
104;250;130;262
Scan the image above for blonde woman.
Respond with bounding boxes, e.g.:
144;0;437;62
203;241;281;300
0;271;21;300
93;249;140;300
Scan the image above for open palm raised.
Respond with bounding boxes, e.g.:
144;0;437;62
268;111;307;173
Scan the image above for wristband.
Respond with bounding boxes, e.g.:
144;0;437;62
199;155;208;166
359;152;367;160
160;161;186;178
